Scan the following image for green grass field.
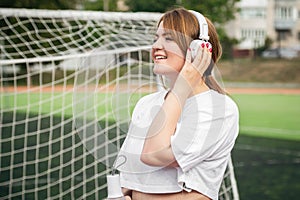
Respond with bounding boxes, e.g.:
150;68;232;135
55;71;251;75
232;134;300;200
231;94;300;141
1;92;300;140
1;91;300;199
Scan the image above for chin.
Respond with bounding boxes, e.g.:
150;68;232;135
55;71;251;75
153;63;178;76
153;64;166;75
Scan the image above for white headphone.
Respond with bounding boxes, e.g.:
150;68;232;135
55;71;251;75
189;10;210;41
189;10;212;60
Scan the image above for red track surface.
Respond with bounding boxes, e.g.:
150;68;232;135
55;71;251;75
1;85;300;94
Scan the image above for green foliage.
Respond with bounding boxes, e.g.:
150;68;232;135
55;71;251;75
0;0;81;9
83;0;118;11
256;37;273;55
180;0;241;60
217;27;239;60
125;0;240;25
125;0;241;59
181;0;240;24
125;0;177;12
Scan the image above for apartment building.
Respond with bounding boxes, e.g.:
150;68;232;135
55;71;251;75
224;0;300;57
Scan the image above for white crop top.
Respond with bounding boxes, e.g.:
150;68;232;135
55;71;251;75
116;89;239;200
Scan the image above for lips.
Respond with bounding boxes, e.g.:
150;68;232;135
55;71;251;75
153;52;168;61
155;55;167;60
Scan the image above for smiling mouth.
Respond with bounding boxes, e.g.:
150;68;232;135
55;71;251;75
155;55;167;60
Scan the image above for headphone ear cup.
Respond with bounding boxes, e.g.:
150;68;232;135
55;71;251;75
189;40;202;61
189;40;212;61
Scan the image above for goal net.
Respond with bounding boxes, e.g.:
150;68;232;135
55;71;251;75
0;8;239;200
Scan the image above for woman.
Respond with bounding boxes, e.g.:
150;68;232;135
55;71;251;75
116;7;239;200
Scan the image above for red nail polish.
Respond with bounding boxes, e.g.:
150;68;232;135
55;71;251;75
209;48;212;52
201;43;205;48
206;43;209;48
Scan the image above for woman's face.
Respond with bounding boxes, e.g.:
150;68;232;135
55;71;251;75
152;22;185;76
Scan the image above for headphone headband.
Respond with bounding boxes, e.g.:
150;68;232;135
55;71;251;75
189;10;210;41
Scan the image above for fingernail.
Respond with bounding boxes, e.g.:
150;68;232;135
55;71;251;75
206;43;209;48
209;48;212;52
201;43;205;48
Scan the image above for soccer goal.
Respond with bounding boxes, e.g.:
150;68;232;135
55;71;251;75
0;8;239;200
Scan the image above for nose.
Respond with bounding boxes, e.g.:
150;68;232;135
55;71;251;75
152;37;163;50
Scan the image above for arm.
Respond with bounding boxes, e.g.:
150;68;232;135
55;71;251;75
140;46;212;167
140;90;182;167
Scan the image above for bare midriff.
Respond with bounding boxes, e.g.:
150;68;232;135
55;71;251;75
131;190;210;200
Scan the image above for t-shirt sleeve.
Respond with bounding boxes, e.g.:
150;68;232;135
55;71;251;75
171;106;238;172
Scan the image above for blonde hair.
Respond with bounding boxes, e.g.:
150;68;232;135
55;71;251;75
158;7;225;94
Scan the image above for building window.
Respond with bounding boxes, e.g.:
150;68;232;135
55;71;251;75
275;6;292;19
241;28;266;47
241;29;265;39
240;8;266;19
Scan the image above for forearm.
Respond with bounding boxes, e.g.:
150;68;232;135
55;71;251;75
141;82;191;166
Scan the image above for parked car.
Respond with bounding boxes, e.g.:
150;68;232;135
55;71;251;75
262;48;298;59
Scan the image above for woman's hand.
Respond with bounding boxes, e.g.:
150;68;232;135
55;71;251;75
183;42;212;86
173;42;212;99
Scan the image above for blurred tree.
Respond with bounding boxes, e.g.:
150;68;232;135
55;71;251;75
217;28;239;60
182;0;241;60
181;0;240;25
256;37;273;56
0;0;81;9
125;0;240;59
125;0;240;25
125;0;177;12
83;0;118;11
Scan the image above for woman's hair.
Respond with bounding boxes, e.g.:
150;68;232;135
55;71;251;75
158;7;225;94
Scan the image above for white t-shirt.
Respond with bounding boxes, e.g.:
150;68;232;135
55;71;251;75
116;89;239;200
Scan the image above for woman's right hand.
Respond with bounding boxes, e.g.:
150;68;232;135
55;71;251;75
181;42;212;88
172;42;212;99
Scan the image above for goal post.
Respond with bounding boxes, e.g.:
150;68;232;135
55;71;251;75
0;8;239;200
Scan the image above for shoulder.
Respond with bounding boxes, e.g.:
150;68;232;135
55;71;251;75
223;93;239;118
195;90;238;111
213;90;239;120
135;90;167;106
132;90;167;114
183;90;239;120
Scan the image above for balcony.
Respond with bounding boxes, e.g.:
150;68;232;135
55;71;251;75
274;18;295;30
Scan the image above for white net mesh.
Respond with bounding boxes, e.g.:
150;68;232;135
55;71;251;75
0;8;239;199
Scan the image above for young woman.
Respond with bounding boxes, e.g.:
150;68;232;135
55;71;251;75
116;7;239;200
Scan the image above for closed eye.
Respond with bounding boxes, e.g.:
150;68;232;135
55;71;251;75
163;32;174;41
153;32;175;44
